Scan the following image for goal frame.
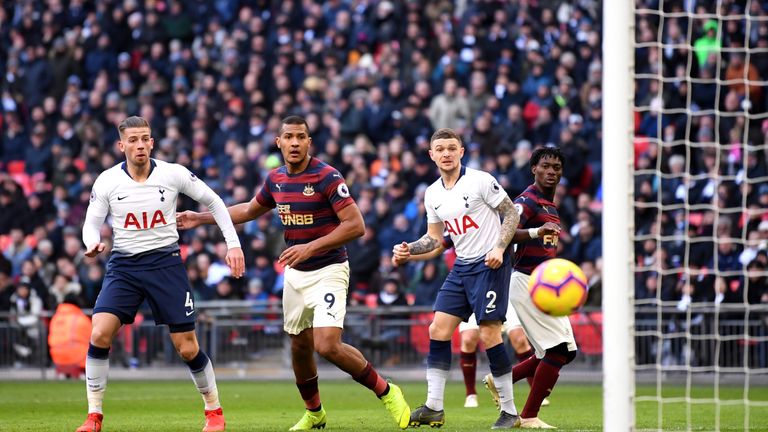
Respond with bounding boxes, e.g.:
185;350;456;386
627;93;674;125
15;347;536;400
602;1;635;430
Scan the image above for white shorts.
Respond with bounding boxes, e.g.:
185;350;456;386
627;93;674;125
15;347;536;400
282;262;349;335
508;271;577;358
458;307;522;334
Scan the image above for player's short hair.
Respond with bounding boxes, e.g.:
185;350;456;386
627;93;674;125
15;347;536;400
430;128;463;147
117;116;150;136
279;115;309;135
530;146;566;169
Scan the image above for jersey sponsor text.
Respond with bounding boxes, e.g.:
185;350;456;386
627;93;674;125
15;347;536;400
277;204;315;226
444;215;479;236
542;234;558;246
124;210;168;229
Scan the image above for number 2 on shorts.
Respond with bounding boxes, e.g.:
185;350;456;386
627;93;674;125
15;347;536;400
486;290;497;312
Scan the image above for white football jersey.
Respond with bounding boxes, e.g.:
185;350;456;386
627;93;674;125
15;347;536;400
86;159;239;255
425;167;508;262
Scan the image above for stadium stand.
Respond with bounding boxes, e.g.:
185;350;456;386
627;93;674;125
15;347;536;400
0;0;765;370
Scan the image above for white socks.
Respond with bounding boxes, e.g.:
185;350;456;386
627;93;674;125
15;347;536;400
189;358;220;410
85;357;109;414
425;368;449;411
493;372;518;415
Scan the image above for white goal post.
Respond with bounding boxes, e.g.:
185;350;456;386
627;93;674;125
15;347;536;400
602;1;636;431
605;0;768;430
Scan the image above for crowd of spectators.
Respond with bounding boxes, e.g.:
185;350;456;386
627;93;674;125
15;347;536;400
0;0;765;358
633;0;768;316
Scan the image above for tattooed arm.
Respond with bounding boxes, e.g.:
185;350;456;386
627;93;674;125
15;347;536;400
495;196;520;250
485;196;520;269
392;222;444;264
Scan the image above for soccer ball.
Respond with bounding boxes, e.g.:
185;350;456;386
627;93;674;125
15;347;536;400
528;258;588;316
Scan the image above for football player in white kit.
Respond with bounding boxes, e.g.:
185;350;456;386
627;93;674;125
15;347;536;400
394;238;543;410
75;116;244;432
392;128;521;429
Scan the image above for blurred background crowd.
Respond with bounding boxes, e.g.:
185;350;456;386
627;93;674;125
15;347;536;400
0;0;766;346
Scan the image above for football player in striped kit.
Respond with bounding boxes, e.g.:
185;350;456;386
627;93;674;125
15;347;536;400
177;116;411;431
485;146;575;429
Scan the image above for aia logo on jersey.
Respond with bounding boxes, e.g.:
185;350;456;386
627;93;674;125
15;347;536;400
444;215;479;236
124;210;168;229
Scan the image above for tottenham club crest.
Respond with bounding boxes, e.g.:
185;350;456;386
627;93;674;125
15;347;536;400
303;184;315;196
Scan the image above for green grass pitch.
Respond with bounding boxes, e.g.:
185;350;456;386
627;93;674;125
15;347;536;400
2;380;767;431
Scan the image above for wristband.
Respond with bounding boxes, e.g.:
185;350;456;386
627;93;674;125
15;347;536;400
528;228;539;239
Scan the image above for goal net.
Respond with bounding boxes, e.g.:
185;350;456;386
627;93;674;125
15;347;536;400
620;1;768;430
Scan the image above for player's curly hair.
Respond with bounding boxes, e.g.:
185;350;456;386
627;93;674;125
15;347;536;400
430;128;463;146
530;146;566;170
117;116;150;136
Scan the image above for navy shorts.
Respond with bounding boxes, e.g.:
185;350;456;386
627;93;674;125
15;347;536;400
433;258;511;323
94;250;195;330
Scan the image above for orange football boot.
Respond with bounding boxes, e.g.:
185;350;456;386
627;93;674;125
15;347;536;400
203;407;226;431
75;413;103;432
